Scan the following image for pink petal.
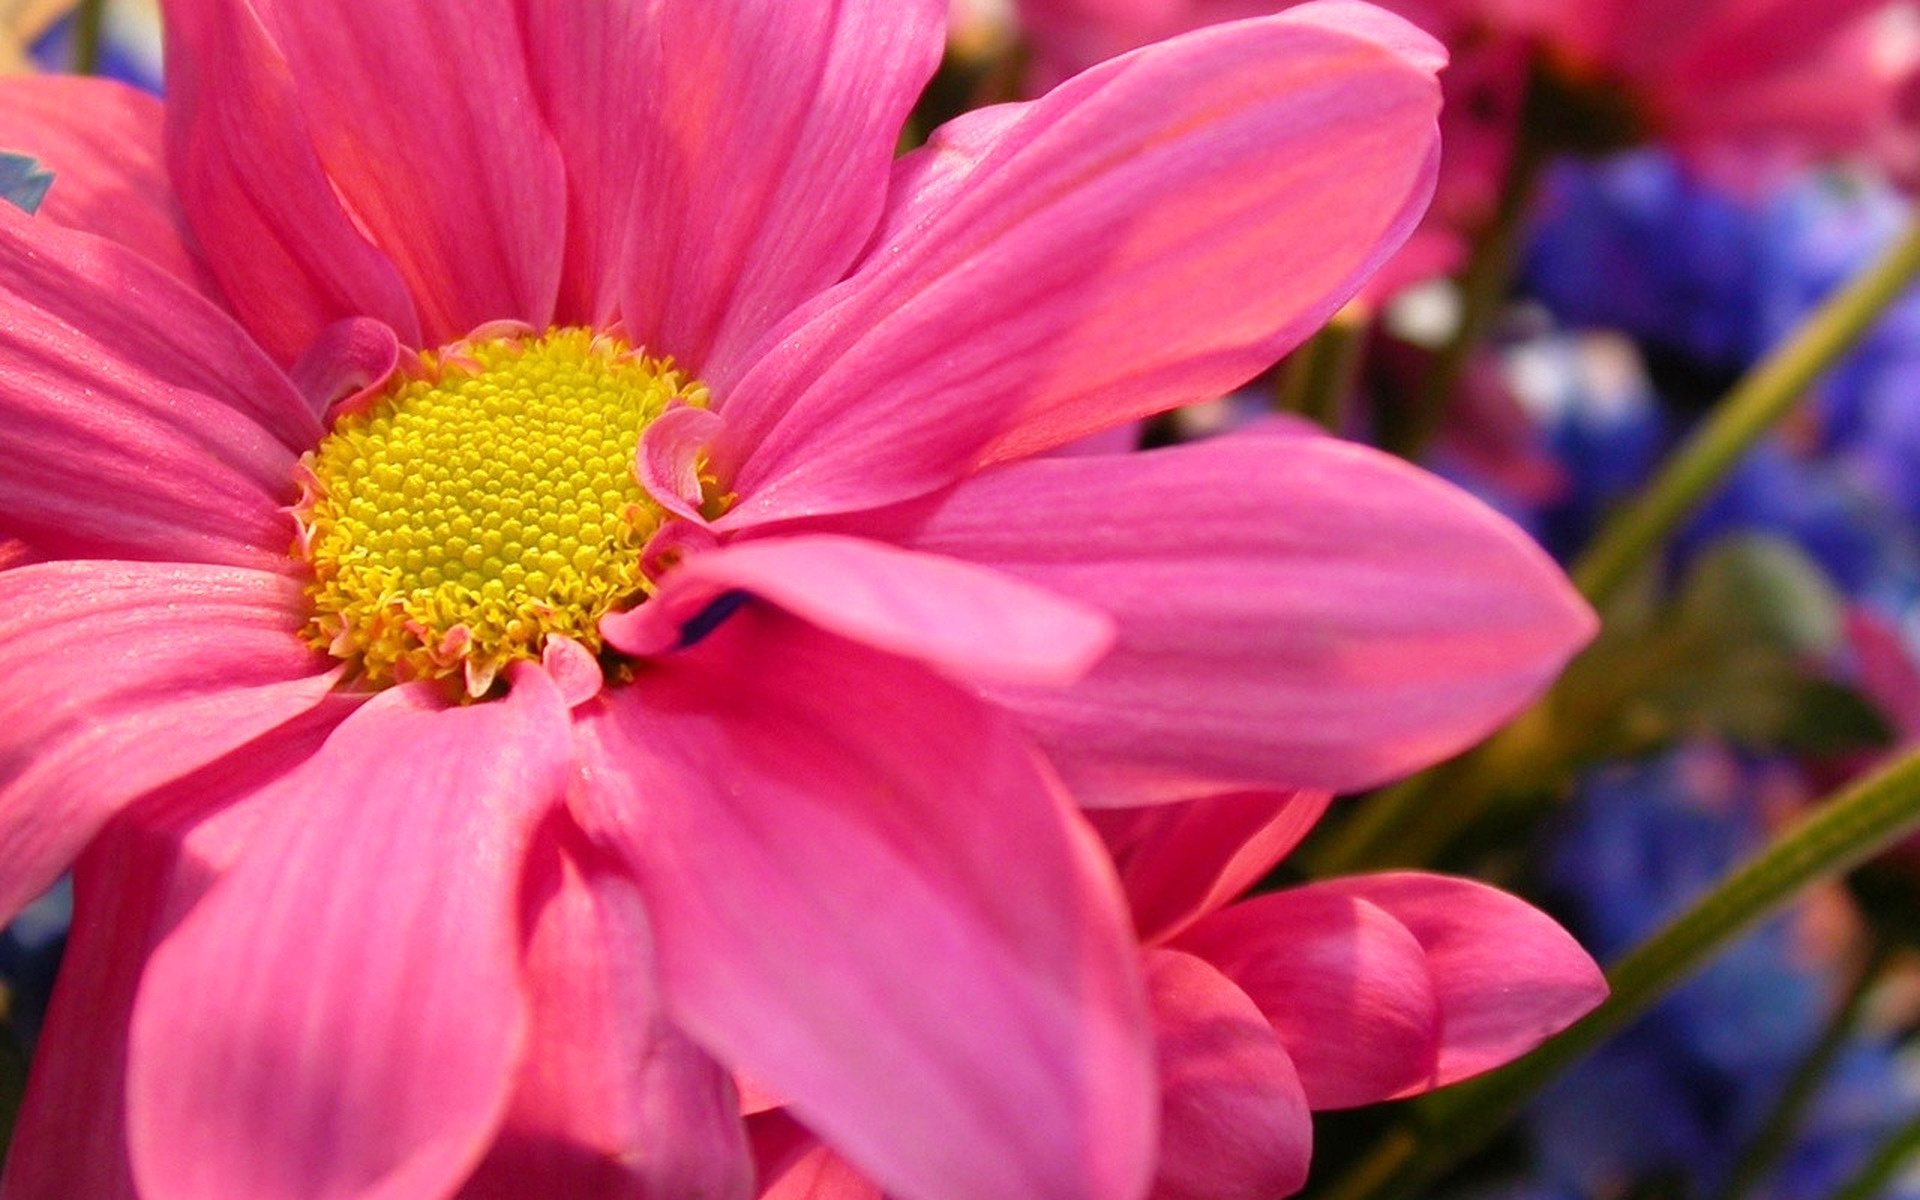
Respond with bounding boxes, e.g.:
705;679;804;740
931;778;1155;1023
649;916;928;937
636;406;727;523
0;561;338;926
601;533;1115;687
126;666;575;1200
573;609;1155;1200
541;635;606;709
458;821;751;1200
1847;607;1920;743
232;0;566;343
1143;949;1312;1200
1607;0;1885;85
896;427;1596;799
0;208;324;569
2;704;349;1200
0;74;211;294
1317;872;1606;1095
1173;888;1441;1109
161;0;422;360
714;6;1442;526
1091;790;1333;945
751;1115;887;1200
524;0;943;377
287;317;400;421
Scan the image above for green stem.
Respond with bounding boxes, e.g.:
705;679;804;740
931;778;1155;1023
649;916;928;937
1302;699;1554;876
1306;219;1920;877
1313;745;1920;1200
1714;938;1895;1200
1827;1107;1920;1200
71;0;107;75
1572;219;1920;609
1275;304;1369;431
1377;68;1548;459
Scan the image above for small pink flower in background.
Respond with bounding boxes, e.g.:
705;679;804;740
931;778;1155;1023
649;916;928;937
1014;0;1920;298
0;1;1594;1198
755;789;1608;1199
1508;0;1920;185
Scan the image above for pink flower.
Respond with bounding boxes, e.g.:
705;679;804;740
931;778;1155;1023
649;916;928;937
0;2;1592;1198
1509;0;1920;185
1014;0;1920;295
754;789;1608;1199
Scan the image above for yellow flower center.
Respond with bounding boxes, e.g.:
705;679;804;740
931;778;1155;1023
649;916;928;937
297;326;708;695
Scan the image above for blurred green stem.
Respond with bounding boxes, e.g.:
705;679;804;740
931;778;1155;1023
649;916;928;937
1307;218;1920;876
1276;303;1369;431
1377;69;1547;459
1572;218;1920;609
1826;1106;1920;1200
1313;745;1920;1200
72;0;106;75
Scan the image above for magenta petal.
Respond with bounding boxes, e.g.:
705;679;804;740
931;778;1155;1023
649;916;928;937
1174;888;1441;1109
1143;949;1312;1200
235;0;566;342
636;406;726;523
524;0;942;373
1092;790;1332;945
459;823;751;1200
898;429;1596;799
750;1114;887;1200
126;667;575;1200
0;561;338;925
0;708;345;1200
288;317;400;420
161;0;421;360
573;610;1155;1200
0;209;324;569
602;534;1115;687
715;5;1442;525
1318;872;1606;1094
0;74;210;293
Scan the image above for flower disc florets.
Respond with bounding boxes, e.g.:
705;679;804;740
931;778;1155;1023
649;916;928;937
297;326;707;695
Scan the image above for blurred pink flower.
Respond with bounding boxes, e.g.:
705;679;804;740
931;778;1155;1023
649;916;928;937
0;1;1593;1198
754;789;1607;1199
1015;0;1919;294
1508;0;1920;185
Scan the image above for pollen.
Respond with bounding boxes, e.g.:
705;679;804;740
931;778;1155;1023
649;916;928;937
297;326;709;696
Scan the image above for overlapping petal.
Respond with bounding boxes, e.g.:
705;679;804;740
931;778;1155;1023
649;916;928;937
459;823;751;1200
1091;790;1332;944
0;208;323;568
713;3;1443;525
521;0;941;378
751;1114;886;1200
572;609;1155;1200
1143;949;1313;1200
237;0;566;342
0;708;346;1200
602;534;1115;687
160;0;422;360
0;74;209;292
1173;888;1441;1109
896;427;1597;800
1317;873;1607;1094
126;668;574;1200
0;561;337;926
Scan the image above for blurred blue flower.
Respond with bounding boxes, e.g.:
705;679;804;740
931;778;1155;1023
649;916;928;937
1528;744;1920;1200
1524;153;1768;374
28;0;161;93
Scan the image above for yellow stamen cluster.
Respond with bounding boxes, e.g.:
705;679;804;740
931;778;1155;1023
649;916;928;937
298;326;708;695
